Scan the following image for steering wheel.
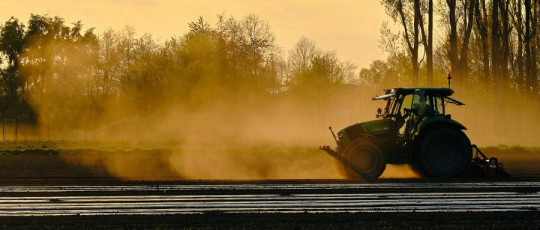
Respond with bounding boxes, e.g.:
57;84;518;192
403;108;417;117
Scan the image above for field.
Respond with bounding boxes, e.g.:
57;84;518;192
0;141;539;229
2;212;540;229
0;141;539;181
0;140;342;181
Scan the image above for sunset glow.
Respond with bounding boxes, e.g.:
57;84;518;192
2;0;387;69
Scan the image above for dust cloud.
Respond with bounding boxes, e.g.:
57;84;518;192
18;30;376;180
59;148;343;180
17;20;540;181
380;165;421;179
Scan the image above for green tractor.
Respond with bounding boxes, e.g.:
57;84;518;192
321;87;505;179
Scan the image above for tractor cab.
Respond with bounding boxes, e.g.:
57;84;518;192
374;88;464;140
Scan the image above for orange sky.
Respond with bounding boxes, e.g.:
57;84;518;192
1;0;388;69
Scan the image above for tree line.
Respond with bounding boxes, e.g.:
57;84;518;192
0;5;538;139
372;0;539;97
0;14;355;132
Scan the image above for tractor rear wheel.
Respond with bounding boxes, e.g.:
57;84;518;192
414;127;472;178
341;139;386;180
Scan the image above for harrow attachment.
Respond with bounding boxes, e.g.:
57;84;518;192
467;144;510;178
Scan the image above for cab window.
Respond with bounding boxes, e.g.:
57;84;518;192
432;96;444;114
399;94;413;116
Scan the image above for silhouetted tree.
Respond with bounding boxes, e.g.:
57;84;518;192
381;0;423;85
0;17;26;119
445;0;477;90
524;0;538;97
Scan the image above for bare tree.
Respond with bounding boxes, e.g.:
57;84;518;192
446;0;476;89
498;0;513;87
474;0;491;82
524;0;538;97
510;0;526;91
492;0;501;91
381;0;422;85
418;0;434;86
427;0;434;86
288;37;318;74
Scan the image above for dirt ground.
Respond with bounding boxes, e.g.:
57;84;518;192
0;144;538;181
0;144;539;229
1;212;540;229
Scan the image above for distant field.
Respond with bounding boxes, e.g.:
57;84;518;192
0;141;340;180
0;140;184;150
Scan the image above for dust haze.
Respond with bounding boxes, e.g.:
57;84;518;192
8;13;540;180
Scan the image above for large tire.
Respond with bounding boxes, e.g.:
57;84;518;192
414;127;472;178
341;139;387;180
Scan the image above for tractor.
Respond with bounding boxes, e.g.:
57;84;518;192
320;87;506;179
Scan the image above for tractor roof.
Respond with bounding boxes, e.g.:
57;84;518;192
373;87;464;105
389;88;454;97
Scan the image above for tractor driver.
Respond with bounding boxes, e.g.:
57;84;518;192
400;89;428;138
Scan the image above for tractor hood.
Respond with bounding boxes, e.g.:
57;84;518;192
337;119;394;145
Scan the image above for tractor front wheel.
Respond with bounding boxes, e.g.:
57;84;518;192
341;139;387;180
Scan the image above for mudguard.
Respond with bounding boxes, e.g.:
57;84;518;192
417;115;467;133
